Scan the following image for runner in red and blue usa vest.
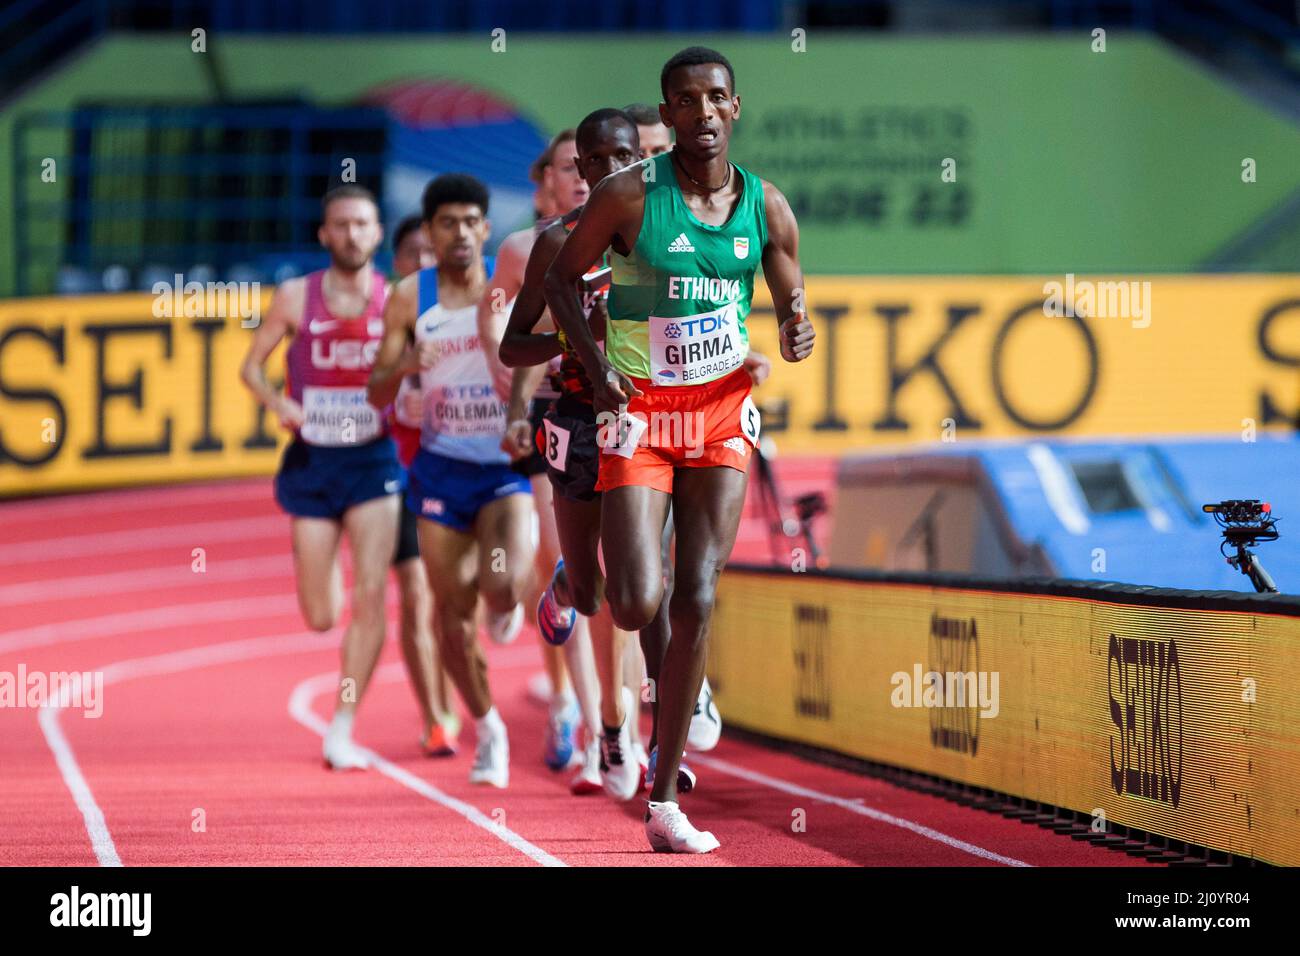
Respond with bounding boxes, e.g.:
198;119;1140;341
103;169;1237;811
544;49;816;853
369;173;534;790
239;185;405;772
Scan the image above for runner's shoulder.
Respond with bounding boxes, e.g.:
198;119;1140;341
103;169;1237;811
591;163;646;206
760;178;793;215
501;227;537;257
759;179;797;238
389;270;422;311
270;275;308;328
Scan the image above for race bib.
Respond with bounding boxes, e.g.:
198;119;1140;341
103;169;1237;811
740;393;761;447
300;387;382;446
541;418;571;473
426;382;507;438
599;409;647;459
648;304;744;386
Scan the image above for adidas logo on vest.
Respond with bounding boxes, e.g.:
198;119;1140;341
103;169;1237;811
667;233;695;253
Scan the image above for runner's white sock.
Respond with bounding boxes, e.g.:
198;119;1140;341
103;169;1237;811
326;710;355;742
549;687;577;717
476;706;505;737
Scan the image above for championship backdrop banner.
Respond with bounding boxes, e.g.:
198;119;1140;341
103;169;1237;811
743;273;1300;453
709;569;1300;865
2;275;1298;495
0;291;284;496
8;34;1300;293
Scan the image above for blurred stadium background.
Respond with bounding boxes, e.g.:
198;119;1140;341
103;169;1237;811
5;0;1300;587
3;0;1300;866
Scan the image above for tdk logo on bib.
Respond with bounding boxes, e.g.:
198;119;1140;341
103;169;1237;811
677;314;730;336
649;306;741;386
441;383;496;399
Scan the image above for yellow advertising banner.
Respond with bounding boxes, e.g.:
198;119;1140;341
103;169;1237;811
744;274;1300;454
709;570;1300;865
0;291;284;496
2;275;1299;494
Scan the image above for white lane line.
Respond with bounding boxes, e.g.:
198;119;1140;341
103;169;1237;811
1;480;270;524
38;701;123;867
0;554;294;606
0;593;301;654
290;670;566;868
38;631;332;868
690;753;1032;867
41;631;555;867
0;515;284;565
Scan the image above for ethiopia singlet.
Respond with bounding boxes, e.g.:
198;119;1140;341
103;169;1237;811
413;263;509;465
285;268;389;446
606;151;767;386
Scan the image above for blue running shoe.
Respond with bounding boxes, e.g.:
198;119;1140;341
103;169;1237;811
544;697;579;771
645;746;697;793
537;560;578;646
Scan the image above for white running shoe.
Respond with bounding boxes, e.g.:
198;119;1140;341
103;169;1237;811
644;800;720;854
469;721;510;788
600;687;640;802
486;602;524;646
570;737;602;795
322;732;370;771
687;676;722;752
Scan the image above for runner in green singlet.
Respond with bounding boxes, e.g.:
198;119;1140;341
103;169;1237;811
543;47;816;853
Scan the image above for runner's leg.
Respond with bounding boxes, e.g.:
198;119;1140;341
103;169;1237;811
420;519;491;718
290;517;344;632
648;466;747;804
336;494;400;712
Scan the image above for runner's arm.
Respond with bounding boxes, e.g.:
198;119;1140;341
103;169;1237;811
499;225;566;368
239;278;305;427
476;230;527;399
544;174;642;410
367;273;421;408
501;363;548;460
761;182;815;363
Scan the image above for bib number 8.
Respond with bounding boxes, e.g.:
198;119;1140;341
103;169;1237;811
541;419;571;472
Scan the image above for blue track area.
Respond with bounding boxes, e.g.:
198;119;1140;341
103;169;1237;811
971;436;1300;591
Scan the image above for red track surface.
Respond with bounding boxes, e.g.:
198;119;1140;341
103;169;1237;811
0;468;1148;867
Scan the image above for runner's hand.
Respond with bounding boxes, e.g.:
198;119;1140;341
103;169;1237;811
743;349;772;386
593;365;642;416
400;387;423;423
779;312;815;362
501;418;534;460
274;396;305;429
415;339;439;370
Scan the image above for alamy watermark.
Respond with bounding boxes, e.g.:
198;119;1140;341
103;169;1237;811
152;274;261;328
0;666;103;718
595;407;710;459
890;663;1000;719
1043;273;1151;329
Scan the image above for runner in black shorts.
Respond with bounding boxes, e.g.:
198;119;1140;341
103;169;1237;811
499;108;651;801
